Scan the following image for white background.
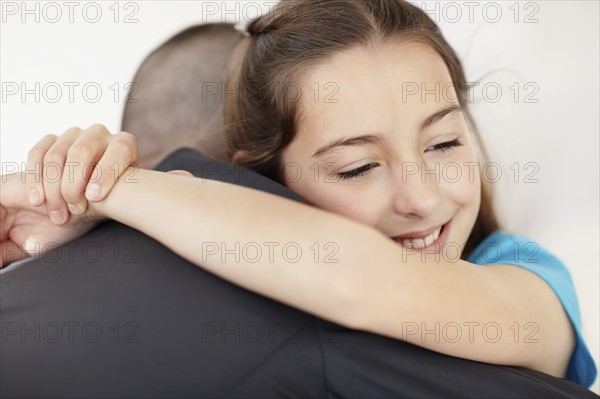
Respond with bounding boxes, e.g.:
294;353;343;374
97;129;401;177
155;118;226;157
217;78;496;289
1;0;598;392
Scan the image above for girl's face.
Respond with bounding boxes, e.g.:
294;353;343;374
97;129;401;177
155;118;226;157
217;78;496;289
281;40;481;254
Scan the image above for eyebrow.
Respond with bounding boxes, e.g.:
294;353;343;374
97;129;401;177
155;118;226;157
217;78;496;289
422;104;462;128
311;135;382;158
311;105;462;159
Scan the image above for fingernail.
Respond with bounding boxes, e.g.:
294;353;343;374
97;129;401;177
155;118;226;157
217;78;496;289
29;189;40;205
67;203;81;215
86;184;101;201
50;210;64;225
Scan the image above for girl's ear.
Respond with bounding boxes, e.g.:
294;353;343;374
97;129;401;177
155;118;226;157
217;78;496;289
231;150;250;164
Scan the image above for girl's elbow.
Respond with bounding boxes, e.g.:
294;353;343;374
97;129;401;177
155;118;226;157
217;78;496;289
521;321;575;378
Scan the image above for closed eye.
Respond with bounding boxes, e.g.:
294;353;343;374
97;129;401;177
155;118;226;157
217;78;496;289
338;163;378;180
427;139;462;154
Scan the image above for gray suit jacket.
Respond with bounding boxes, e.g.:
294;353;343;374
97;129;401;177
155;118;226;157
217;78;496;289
1;148;597;398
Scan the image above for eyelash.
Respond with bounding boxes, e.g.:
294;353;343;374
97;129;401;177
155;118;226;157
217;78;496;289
428;139;462;154
337;139;462;181
338;163;377;180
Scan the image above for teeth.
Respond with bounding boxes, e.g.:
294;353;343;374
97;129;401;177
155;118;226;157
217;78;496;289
399;226;441;249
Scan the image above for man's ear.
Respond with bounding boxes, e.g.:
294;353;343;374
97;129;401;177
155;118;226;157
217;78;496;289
231;150;250;164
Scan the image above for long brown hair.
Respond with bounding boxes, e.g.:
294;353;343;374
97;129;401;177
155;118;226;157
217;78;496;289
224;0;499;258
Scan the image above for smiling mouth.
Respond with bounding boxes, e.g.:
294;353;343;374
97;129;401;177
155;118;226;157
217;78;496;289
392;220;450;250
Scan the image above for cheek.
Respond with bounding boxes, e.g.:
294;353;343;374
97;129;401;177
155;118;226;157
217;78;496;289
438;146;482;212
287;175;386;228
325;192;377;225
446;165;480;206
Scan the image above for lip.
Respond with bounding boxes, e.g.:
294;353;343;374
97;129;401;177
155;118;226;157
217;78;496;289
392;218;452;253
392;220;447;240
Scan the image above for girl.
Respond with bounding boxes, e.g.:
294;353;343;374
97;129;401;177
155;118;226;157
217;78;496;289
3;0;596;388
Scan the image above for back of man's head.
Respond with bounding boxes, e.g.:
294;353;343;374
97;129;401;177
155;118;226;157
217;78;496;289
122;23;242;168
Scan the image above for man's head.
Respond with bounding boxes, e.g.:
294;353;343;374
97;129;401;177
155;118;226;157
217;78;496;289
122;23;242;169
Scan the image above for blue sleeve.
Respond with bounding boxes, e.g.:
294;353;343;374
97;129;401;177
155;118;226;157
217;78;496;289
467;231;598;388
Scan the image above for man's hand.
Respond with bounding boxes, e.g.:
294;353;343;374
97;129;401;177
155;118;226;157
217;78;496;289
0;171;103;268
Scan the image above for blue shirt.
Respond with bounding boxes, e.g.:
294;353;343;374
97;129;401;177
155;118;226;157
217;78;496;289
467;231;598;388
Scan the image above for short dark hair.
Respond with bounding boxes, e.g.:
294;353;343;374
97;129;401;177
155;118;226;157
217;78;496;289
122;23;241;167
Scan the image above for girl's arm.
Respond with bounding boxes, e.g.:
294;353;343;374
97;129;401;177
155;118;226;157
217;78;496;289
91;166;574;378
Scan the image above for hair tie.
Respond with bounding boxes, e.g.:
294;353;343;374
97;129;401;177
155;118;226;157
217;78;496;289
234;23;251;38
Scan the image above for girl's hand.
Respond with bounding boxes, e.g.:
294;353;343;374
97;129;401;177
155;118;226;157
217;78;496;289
0;171;102;268
25;124;138;225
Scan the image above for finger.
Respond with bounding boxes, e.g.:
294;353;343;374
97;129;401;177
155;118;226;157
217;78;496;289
85;131;138;202
0;205;9;239
0;241;28;269
0;172;45;214
25;134;58;207
61;134;108;215
166;170;194;177
42;128;82;225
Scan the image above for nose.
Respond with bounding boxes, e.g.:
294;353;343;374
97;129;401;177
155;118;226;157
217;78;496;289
391;162;441;218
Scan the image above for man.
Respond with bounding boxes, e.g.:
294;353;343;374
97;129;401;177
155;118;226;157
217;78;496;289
121;23;241;168
2;148;598;397
1;23;598;397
